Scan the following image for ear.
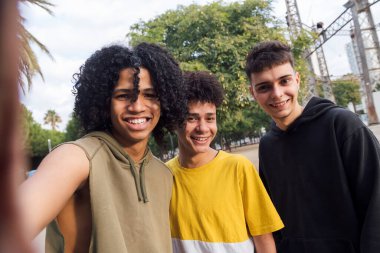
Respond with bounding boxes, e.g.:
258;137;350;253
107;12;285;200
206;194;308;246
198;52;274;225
295;72;301;90
249;84;256;101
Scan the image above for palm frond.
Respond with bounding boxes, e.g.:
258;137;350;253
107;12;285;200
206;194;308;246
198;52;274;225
18;0;54;93
21;0;55;15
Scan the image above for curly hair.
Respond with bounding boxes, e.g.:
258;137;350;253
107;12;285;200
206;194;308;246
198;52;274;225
72;42;187;143
245;40;294;80
183;71;224;108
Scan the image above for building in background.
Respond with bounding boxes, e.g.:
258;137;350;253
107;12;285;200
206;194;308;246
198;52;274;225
346;42;360;75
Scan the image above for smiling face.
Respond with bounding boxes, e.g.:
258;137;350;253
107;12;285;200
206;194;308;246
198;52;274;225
110;67;160;149
177;101;217;158
249;62;303;130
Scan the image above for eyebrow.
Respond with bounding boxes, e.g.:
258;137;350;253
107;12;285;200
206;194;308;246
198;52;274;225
188;112;216;116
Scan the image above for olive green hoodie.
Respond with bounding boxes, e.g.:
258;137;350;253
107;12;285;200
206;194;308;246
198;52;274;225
46;131;173;253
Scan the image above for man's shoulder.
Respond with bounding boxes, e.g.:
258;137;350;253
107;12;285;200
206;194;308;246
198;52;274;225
258;130;277;145
73;135;102;145
320;106;365;132
324;105;359;119
165;156;179;173
62;135;105;160
149;153;173;174
218;150;248;162
216;151;255;170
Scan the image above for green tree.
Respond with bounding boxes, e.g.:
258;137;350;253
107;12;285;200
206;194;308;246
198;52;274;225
44;109;62;131
21;105;65;168
332;75;361;112
128;0;288;147
128;0;285;110
19;0;54;92
127;0;314;151
64;113;84;141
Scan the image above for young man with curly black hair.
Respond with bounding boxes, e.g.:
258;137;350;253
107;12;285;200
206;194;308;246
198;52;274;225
167;71;284;253
245;40;380;253
19;42;187;253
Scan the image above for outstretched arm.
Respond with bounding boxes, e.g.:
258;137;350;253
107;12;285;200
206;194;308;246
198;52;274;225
18;144;90;239
253;233;276;253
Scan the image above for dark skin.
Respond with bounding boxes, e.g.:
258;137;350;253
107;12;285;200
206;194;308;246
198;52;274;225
56;181;92;253
19;68;160;252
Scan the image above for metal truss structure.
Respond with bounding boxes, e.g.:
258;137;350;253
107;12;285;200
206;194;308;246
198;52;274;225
285;0;317;104
287;0;379;124
285;0;335;103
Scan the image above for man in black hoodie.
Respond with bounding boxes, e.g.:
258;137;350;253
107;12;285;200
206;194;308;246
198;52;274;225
245;40;380;253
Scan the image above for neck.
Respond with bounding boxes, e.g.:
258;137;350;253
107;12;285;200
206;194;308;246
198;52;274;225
110;131;149;162
178;148;218;168
124;143;148;162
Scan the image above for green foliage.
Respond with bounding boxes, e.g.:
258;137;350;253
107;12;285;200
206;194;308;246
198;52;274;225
128;0;285;112
217;102;271;148
127;0;290;151
65;113;84;141
21;105;65;167
148;132;178;161
332;75;361;109
19;0;54;93
374;81;380;92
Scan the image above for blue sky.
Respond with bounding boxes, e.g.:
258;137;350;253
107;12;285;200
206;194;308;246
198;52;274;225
20;0;380;129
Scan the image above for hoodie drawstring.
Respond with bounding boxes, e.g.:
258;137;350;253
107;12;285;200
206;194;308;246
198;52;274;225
140;159;149;203
127;156;149;203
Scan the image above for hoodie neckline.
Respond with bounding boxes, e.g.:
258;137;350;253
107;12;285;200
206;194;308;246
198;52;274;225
271;97;338;134
84;131;151;203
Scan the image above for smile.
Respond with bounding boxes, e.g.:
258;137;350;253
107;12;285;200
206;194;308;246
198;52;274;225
124;117;150;124
191;136;209;142
271;99;289;108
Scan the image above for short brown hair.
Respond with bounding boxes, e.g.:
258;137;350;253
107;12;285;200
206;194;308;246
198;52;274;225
245;40;294;80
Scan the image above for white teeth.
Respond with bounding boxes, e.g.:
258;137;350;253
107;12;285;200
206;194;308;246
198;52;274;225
192;137;208;141
273;101;287;107
127;118;146;124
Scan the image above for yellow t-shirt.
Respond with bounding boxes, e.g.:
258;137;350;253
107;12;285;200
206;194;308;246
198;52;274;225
167;151;284;253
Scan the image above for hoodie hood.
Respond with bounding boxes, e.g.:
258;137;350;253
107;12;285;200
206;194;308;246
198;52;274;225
271;97;339;134
84;131;151;203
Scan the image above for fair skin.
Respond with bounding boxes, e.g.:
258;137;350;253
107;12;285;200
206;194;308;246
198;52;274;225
176;101;276;253
18;67;160;253
249;62;303;131
177;101;218;168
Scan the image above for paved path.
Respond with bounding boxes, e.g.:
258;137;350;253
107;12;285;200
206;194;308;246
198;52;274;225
232;123;380;166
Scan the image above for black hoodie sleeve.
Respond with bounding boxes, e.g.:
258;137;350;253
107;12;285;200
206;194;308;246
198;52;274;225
341;123;380;252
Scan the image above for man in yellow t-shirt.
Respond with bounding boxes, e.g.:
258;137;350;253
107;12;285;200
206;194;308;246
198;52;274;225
167;71;284;253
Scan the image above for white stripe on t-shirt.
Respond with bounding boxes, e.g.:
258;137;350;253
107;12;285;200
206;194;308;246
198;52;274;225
172;238;255;253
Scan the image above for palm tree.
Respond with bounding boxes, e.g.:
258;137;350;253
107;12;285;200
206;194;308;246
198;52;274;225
44;109;62;131
19;0;54;93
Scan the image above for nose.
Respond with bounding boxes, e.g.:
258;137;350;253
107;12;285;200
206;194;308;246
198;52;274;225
271;84;283;99
127;95;145;113
196;119;208;132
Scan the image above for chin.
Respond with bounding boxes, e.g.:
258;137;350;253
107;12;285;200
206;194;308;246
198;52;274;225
194;146;211;153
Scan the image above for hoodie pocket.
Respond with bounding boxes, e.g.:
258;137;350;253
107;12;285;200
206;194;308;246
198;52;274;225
277;238;356;253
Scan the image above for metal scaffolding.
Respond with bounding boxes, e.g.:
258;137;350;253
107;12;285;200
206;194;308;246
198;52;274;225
285;0;335;103
285;0;317;104
347;0;379;124
291;0;379;124
313;24;336;102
